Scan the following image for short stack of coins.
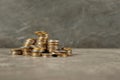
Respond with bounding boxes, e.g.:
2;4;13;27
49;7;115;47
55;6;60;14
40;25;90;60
22;38;36;56
62;48;72;56
32;47;42;57
48;40;59;53
11;31;72;57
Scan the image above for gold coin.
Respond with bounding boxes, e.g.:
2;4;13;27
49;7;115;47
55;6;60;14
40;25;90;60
42;53;50;58
11;48;23;55
22;48;31;56
63;48;72;56
32;52;41;57
35;31;48;38
23;38;36;47
61;53;68;57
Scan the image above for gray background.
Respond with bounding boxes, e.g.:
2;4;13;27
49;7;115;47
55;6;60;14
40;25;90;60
0;0;120;48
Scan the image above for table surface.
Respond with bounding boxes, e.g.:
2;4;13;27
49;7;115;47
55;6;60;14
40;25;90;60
0;49;120;80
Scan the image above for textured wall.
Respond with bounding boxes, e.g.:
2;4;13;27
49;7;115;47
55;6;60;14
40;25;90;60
0;0;120;48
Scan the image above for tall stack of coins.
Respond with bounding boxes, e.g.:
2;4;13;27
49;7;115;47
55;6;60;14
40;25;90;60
35;31;48;52
11;31;72;57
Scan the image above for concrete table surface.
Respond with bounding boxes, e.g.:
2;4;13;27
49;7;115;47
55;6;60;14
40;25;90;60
0;49;120;80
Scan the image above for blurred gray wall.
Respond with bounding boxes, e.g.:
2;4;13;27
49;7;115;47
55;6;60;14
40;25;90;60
0;0;120;48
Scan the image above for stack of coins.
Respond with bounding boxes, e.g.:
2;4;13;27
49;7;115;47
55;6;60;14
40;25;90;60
48;40;59;53
35;31;48;52
11;31;72;57
62;48;72;56
32;47;42;57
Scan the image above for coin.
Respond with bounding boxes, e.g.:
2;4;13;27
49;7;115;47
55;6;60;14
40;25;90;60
54;50;68;57
23;48;31;56
32;52;41;57
42;53;50;58
11;48;23;55
35;31;48;38
23;38;36;48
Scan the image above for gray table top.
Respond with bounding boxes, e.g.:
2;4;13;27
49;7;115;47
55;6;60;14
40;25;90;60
0;49;120;80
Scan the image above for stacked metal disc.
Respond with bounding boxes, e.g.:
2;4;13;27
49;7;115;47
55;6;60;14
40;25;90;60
11;31;72;57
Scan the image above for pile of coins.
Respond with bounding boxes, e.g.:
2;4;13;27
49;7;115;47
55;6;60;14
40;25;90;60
11;31;72;57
